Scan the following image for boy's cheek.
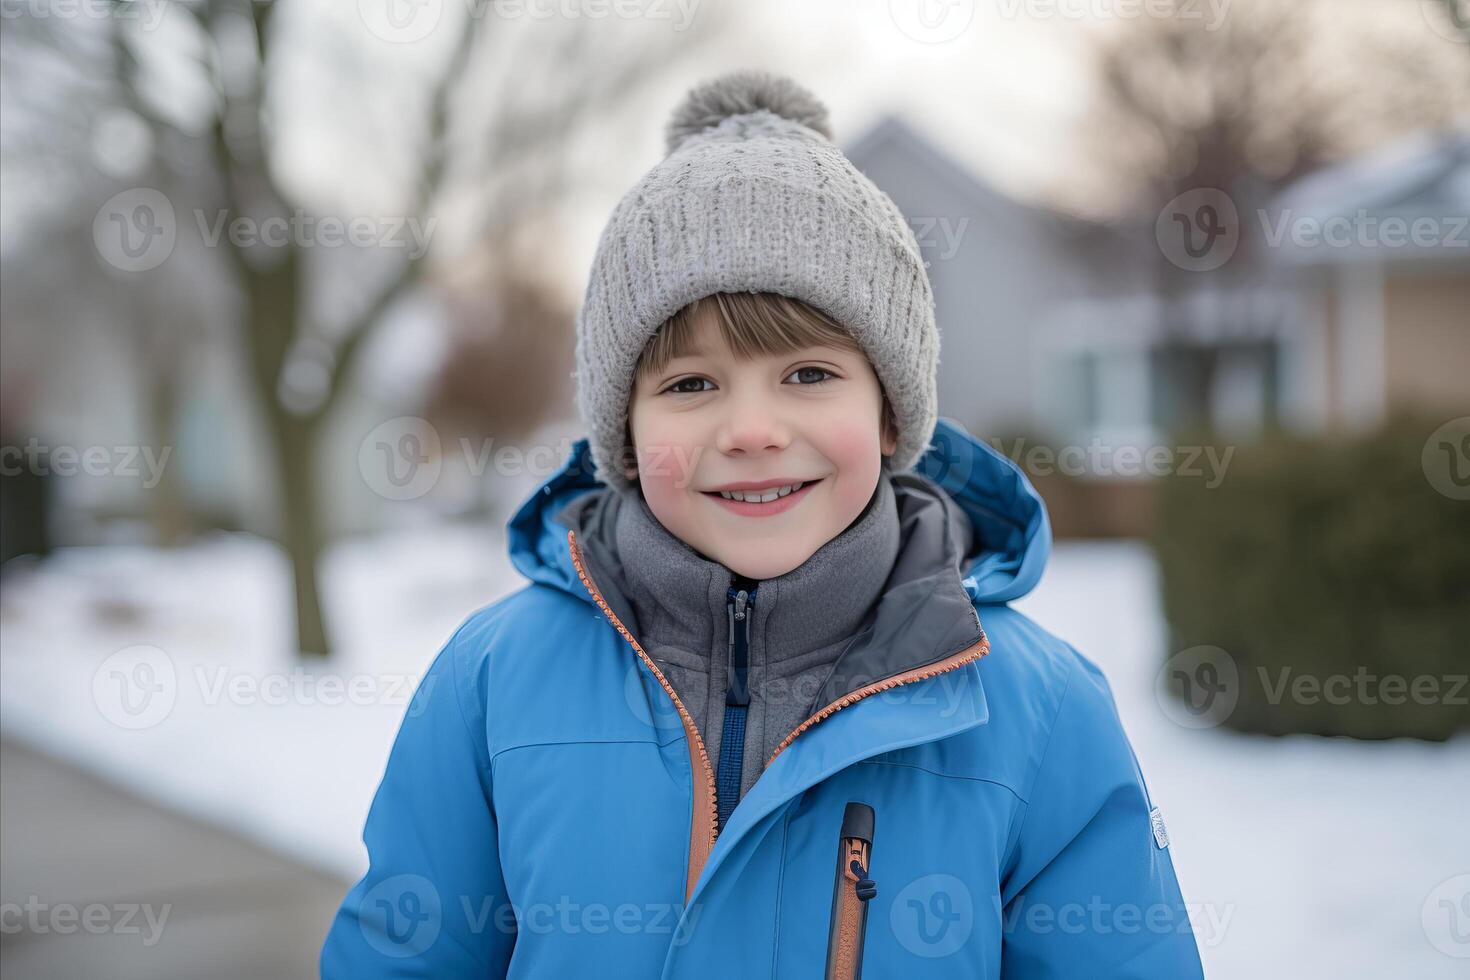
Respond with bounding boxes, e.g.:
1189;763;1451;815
813;415;887;471
628;414;703;486
634;440;707;493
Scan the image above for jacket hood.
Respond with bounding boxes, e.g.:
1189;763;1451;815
507;417;1051;607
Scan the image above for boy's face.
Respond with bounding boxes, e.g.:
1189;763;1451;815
626;305;896;580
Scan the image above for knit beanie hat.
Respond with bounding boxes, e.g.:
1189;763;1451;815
573;68;940;493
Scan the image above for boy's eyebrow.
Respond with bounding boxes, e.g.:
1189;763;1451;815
666;342;712;360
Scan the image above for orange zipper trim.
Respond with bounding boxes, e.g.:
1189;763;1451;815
567;530;717;903
767;633;990;767
568;528;990;901
828;837;872;980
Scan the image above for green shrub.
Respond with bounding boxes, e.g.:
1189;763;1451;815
1153;417;1470;740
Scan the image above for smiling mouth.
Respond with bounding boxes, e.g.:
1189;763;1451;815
699;479;823;518
702;478;822;504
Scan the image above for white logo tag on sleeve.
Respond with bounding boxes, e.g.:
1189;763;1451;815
1149;807;1170;849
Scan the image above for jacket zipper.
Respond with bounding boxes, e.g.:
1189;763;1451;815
566;529;990;904
825;801;877;980
716;584;754;832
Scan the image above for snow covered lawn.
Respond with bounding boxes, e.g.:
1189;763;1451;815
0;527;520;882
1;531;1465;978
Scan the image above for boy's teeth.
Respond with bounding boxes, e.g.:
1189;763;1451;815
719;482;803;503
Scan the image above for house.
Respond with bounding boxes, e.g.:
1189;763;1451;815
844;117;1469;534
1265;130;1470;431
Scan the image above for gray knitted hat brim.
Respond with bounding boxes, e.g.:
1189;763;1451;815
574;71;940;492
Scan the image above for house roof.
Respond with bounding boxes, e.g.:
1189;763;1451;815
841;114;1152;295
1268;129;1470;266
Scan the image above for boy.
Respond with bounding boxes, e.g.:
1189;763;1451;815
322;70;1205;978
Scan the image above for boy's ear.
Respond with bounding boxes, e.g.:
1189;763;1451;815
880;401;899;456
623;423;639;482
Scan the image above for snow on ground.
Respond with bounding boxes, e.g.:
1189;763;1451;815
0;525;522;882
1;531;1465;978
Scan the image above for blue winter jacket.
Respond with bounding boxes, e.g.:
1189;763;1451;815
321;418;1205;978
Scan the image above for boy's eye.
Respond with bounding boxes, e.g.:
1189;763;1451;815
787;366;836;385
661;367;836;395
664;376;713;395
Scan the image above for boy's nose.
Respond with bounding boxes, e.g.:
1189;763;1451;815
714;398;792;456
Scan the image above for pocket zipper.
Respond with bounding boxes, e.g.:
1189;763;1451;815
824;801;877;980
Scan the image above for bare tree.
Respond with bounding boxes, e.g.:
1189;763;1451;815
1083;0;1466;223
3;0;728;656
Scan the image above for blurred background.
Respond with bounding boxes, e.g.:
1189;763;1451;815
2;0;1468;976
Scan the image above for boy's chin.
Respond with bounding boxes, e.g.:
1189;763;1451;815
704;542;816;581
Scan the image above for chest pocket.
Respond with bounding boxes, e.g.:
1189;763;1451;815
771;756;1015;978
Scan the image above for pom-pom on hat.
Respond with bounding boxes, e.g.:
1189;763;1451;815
663;69;834;152
574;68;940;493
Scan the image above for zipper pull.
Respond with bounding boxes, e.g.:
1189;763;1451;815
839;802;877;900
726;588;751;707
845;844;877;902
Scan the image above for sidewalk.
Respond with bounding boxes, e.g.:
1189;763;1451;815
0;738;349;980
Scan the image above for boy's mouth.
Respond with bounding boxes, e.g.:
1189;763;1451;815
700;478;823;517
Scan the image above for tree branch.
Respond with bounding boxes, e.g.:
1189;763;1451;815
321;3;484;402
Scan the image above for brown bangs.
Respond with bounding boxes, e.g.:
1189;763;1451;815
635;292;863;381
